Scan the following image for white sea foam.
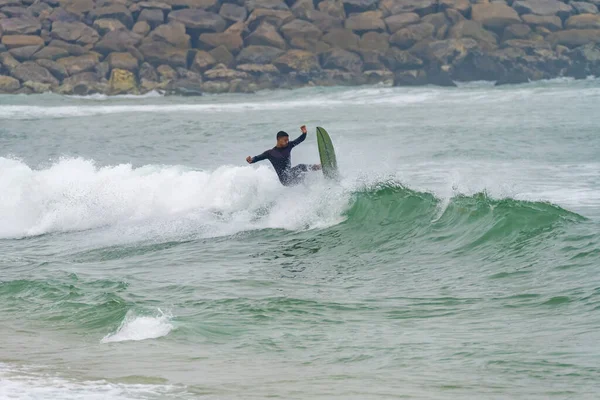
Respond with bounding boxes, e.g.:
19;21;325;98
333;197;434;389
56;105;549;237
101;309;173;344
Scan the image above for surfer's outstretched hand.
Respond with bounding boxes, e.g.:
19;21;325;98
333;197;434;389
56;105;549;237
300;125;307;134
246;156;252;164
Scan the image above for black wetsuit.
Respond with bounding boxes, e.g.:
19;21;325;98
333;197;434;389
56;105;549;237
250;133;309;186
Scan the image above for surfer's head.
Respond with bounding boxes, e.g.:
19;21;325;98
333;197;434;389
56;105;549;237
276;131;289;147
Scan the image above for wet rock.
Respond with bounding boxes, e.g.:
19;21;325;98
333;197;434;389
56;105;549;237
190;49;216;72
36;58;67;79
51;22;100;45
320;48;362;72
139;61;158;81
363;68;393;83
11;61;58;85
0;75;20;92
393;68;427;85
449;20;497;50
236;45;284;64
273;49;318;72
384;46;423;69
0;16;41;35
471;3;521;30
23;80;51;93
1;34;44;48
57;53;100;75
219;3;247;22
204;63;249;79
157;64;177;81
109;68;137;94
345;10;385;32
198;31;243;53
246;22;286;49
168;9;226;32
165;78;203;95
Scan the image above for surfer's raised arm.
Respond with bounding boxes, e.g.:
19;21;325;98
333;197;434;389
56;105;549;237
246;151;269;164
289;125;308;148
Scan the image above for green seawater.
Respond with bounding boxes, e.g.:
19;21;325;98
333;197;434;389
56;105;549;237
0;81;599;399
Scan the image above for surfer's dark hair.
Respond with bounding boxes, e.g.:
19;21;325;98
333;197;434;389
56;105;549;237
276;131;289;139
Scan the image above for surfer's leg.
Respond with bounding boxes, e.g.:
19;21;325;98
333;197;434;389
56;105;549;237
283;165;308;186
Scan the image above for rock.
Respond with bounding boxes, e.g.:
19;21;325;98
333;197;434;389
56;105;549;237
503;23;531;40
11;61;58;85
439;0;470;14
345;11;385;32
138;1;172;11
522;14;562;31
139;61;158;80
22;80;50;93
51;22;100;45
48;39;86;56
273;48;318;72
133;21;151;36
62;71;99;87
236;45;284;64
138;9;164;29
342;0;378;14
306;10;343;32
47;9;80;24
204;63;249;79
245;0;289;13
36;58;67;79
384;47;423;69
198;31;243;53
190;49;215;72
384;13;420;33
320;48;362;72
168;9;226;32
445;8;466;25
2;7;28;18
246;22;286;49
138;40;188;67
512;0;573;19
57;53;100;75
292;0;314;19
147;22;190;48
165;78;203;95
95;30;142;55
549;29;600;48
322;28;359;51
93;19;126;35
566;14;600;30
425;38;475;65
359;31;389;52
0;51;20;70
219;3;247;22
107;51;138;71
0;75;20;92
571;2;598;15
201;79;229;93
389;22;434;49
62;0;95;15
246;9;294;29
162;0;217;10
379;0;436;17
394;68;427;85
1;35;44;48
109;68;136;94
33;46;69;60
449;20;497;50
9;44;42;61
471;3;521;30
90;5;134;29
157;64;177;80
0;17;41;35
318;0;346;19
281;19;323;46
423;12;449;37
363;69;393;83
209;45;233;65
502;38;551;51
237;62;279;73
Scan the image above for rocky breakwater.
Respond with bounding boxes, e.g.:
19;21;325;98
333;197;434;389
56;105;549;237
2;0;600;95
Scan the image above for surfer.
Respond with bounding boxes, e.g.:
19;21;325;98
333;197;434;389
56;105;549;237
246;125;321;186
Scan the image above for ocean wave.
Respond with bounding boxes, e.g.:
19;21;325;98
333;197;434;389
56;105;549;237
101;309;173;343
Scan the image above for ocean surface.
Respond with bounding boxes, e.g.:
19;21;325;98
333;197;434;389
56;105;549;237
1;80;599;399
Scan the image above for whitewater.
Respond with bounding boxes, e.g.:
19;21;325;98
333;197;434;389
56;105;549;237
1;81;599;399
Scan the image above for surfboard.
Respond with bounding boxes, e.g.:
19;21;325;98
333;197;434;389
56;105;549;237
316;127;339;180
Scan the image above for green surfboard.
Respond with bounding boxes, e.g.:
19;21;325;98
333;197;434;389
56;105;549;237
316;127;339;180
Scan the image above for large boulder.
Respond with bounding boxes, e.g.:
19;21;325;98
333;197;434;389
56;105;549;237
219;3;247;22
246;9;294;29
384;13;420;33
11;61;59;85
61;0;95;16
109;68;137;94
439;0;470;14
9;44;42;61
359;31;389;52
246;22;286;49
245;0;289;12
138;9;165;29
138;40;188;67
93;19;126;36
0;75;21;92
389;22;434;49
513;0;573;19
33;46;70;60
51;22;100;45
209;45;234;66
306;10;343;32
0;17;41;35
36;58;67;79
273;49;319;72
133;21;151;36
280;20;322;44
162;0;218;10
236;63;279;74
1;35;44;48
138;1;173;12
291;0;315;19
0;52;20;71
94;30;142;55
147;22;190;48
198;31;243;53
449;20;497;50
107;52;139;71
204;64;249;80
57;53;100;75
522;14;563;31
318;0;346;19
343;0;378;14
384;47;423;70
379;0;436;17
23;80;52;93
503;24;532;41
322;28;359;51
2;7;28;19
320;48;362;72
89;5;134;29
425;38;476;65
471;3;522;30
394;69;427;86
190;49;216;72
571;2;599;15
566;14;600;30
168;9;226;32
236;45;284;64
345;10;385;32
548;29;600;48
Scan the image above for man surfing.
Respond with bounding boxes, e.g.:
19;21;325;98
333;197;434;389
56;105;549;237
246;125;321;186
